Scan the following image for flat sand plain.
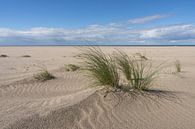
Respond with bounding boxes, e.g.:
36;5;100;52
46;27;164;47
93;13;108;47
0;46;195;129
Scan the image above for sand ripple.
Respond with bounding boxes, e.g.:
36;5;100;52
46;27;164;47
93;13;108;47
3;90;195;129
0;72;96;129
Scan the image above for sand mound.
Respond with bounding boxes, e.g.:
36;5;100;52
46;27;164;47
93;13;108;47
0;72;96;129
5;90;195;129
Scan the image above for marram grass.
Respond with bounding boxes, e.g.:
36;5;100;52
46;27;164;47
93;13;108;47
65;64;80;71
0;54;8;57
175;60;181;73
115;51;160;91
78;47;120;88
34;69;55;81
21;55;31;57
78;47;162;94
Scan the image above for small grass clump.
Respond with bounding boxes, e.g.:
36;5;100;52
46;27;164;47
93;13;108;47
34;69;55;81
115;51;159;91
0;54;8;57
22;55;31;57
175;60;181;73
135;53;148;60
78;47;119;88
65;64;80;71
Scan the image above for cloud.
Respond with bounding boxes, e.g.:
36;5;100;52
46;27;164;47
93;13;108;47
0;15;195;45
139;24;195;41
128;15;168;24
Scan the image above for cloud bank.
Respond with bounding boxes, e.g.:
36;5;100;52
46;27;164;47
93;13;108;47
0;15;195;45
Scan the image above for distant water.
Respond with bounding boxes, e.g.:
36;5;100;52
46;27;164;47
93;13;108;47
0;45;195;47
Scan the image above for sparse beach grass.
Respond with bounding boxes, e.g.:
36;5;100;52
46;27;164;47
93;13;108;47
21;55;31;57
34;69;55;81
135;53;148;60
115;51;159;91
175;60;181;73
0;54;8;57
65;64;80;71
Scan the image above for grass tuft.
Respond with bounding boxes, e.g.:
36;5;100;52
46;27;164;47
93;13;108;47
21;55;31;57
115;51;159;91
78;47;120;88
135;53;148;60
175;60;181;73
0;54;8;57
65;64;80;71
34;69;55;81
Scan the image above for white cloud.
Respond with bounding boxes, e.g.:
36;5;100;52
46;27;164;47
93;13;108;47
139;24;195;41
0;15;195;45
128;15;168;24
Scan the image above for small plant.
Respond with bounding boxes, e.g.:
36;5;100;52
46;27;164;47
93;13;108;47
140;55;148;60
135;53;148;60
65;64;80;71
175;60;181;73
22;55;31;57
78;47;120;88
116;51;159;91
34;69;55;81
0;54;8;57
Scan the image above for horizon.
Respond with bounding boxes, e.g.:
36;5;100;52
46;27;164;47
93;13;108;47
0;0;195;45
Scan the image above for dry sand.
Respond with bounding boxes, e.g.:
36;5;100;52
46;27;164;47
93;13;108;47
0;46;195;129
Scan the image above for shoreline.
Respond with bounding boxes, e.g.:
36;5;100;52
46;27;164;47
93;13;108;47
0;45;195;47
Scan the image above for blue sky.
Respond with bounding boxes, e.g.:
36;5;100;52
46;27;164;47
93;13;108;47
0;0;195;45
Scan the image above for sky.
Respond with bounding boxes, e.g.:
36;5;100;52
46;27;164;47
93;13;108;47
0;0;195;45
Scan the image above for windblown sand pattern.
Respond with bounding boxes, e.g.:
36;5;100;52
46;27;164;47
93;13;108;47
0;72;96;128
4;90;195;129
0;47;195;129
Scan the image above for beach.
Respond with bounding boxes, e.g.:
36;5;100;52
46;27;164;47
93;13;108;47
0;46;195;129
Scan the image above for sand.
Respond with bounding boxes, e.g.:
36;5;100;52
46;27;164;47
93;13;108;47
0;46;195;129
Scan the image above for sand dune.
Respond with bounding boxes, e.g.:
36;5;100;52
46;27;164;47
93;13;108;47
5;90;195;129
0;71;96;128
0;46;195;129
